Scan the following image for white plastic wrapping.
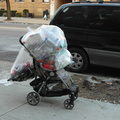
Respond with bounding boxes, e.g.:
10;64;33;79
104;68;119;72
39;25;67;48
55;48;73;70
21;25;67;62
10;47;33;75
10;25;73;80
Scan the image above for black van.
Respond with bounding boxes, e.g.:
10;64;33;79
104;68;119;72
50;2;120;73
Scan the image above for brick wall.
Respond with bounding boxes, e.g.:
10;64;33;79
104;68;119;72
0;0;50;17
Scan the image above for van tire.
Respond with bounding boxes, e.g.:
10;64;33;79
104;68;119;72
66;48;89;73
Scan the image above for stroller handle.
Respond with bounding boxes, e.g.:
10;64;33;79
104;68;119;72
19;36;24;45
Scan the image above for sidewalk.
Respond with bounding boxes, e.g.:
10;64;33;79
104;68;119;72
0;17;50;25
0;60;120;120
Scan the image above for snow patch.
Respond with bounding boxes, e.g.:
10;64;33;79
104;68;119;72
0;79;13;86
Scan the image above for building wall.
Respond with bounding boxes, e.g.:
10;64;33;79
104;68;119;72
0;0;50;17
50;0;72;17
0;1;6;9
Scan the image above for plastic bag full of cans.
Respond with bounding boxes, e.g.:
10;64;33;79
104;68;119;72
10;25;74;79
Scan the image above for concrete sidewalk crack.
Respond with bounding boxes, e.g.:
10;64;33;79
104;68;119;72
0;102;27;117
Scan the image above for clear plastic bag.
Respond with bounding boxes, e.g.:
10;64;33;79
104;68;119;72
10;25;73;80
21;25;67;62
40;25;67;48
55;48;74;70
10;47;33;77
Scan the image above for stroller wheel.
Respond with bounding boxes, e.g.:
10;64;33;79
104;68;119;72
64;99;74;109
69;93;78;100
27;92;40;106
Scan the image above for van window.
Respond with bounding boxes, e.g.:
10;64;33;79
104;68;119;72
57;6;91;28
88;6;120;32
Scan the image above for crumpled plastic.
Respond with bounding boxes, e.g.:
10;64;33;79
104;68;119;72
21;25;67;61
10;47;32;74
10;25;73;81
55;48;74;70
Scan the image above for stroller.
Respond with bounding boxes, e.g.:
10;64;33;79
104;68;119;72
8;25;79;109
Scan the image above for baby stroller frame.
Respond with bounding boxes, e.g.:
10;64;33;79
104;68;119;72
18;37;79;109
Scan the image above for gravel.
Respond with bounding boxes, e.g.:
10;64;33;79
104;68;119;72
71;74;120;104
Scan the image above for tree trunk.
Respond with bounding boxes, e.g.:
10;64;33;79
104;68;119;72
6;0;12;20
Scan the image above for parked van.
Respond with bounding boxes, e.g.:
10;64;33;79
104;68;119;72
50;2;120;73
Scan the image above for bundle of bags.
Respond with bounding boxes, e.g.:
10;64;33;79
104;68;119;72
10;25;73;81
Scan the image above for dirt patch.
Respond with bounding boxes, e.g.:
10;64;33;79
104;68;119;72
71;74;120;104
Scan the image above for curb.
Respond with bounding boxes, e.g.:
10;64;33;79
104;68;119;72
0;21;49;25
0;17;50;25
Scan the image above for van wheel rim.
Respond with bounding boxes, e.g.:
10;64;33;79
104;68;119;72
70;52;83;69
